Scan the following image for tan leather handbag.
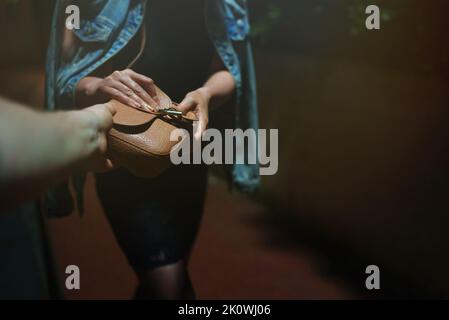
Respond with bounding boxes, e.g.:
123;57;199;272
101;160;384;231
107;86;197;177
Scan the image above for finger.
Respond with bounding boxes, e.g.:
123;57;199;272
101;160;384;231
119;75;159;110
96;132;108;154
103;158;116;171
127;70;158;100
101;86;141;110
104;79;147;110
108;72;148;109
177;95;196;113
194;113;208;141
91;158;115;173
98;108;114;132
84;104;114;132
103;101;117;116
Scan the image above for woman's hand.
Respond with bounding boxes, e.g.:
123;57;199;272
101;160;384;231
76;69;160;111
177;87;212;140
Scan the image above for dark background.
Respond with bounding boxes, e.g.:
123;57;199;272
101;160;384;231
1;0;449;299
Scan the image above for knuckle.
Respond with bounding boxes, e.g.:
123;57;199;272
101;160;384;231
106;79;117;87
111;90;121;98
112;70;121;78
121;86;131;94
133;86;143;94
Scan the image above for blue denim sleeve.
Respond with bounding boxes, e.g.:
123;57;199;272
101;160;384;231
207;0;260;191
224;0;250;41
50;0;133;110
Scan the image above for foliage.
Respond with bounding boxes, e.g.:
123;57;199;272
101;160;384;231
250;0;394;39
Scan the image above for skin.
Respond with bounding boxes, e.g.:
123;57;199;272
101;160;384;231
178;69;236;140
75;63;235;300
76;55;235;141
0;96;116;210
67;24;236;300
76;70;160;112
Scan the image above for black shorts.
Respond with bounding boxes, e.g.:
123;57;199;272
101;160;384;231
95;164;208;270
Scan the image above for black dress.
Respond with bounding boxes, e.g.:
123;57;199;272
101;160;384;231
95;0;213;270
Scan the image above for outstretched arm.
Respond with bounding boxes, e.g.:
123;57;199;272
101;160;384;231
0;96;115;209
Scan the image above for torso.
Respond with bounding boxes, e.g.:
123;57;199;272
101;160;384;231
133;0;213;101
97;0;213;102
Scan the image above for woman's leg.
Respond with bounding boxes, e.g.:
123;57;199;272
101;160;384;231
134;259;195;300
96;165;208;300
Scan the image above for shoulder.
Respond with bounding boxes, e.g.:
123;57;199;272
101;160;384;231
221;0;251;41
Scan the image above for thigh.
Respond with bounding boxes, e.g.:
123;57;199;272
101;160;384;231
95;165;208;270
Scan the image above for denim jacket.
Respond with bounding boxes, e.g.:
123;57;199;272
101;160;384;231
45;0;259;214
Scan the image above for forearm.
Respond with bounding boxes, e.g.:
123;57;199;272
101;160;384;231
0;97;98;207
201;70;236;110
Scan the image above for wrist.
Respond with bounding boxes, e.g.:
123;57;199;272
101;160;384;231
79;77;102;95
76;77;103;107
197;86;213;101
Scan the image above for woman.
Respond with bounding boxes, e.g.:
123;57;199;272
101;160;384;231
46;0;259;299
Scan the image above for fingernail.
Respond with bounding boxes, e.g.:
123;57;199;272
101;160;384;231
143;103;154;112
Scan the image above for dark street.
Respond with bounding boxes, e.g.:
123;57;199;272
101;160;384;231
49;175;363;299
2;0;449;300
